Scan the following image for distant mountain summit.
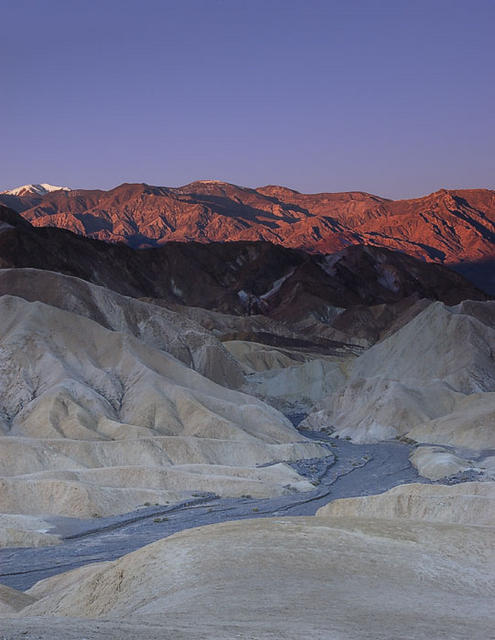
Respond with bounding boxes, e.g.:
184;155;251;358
1;181;494;291
1;183;71;197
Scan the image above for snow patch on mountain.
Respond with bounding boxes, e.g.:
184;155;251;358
1;184;71;197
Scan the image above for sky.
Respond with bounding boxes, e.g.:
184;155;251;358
1;0;494;199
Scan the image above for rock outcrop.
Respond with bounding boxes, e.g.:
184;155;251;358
317;482;495;526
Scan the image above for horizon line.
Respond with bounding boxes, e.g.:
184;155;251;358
2;180;494;203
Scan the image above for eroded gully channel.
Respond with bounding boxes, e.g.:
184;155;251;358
0;417;429;591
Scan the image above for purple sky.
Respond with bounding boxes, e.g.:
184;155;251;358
1;0;494;199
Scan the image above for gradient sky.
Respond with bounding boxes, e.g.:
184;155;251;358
1;0;494;198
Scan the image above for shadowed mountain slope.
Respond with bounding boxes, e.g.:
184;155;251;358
0;205;486;323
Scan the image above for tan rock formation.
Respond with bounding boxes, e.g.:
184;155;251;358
0;294;324;528
2;483;493;639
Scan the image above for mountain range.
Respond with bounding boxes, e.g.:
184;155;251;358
0;202;486;332
1;180;494;291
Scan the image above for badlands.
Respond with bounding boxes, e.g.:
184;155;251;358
1;483;494;640
0;202;494;638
